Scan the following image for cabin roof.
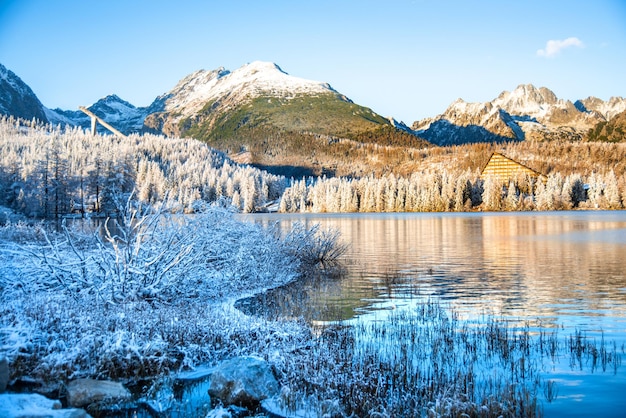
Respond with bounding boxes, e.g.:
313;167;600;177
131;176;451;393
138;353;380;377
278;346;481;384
480;152;546;183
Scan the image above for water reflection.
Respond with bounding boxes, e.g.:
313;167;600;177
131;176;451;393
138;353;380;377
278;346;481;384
240;211;626;417
243;211;626;334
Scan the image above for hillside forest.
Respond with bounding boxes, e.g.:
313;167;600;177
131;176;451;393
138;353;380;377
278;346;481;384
0;116;625;222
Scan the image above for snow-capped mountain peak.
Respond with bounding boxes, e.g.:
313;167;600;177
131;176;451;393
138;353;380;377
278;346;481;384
492;84;560;119
89;94;141;123
575;95;626;120
45;93;148;134
159;61;337;117
412;83;626;145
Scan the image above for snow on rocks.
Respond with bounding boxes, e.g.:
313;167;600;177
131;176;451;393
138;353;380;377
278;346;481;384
0;393;90;418
142;382;176;415
65;379;131;408
208;356;279;408
205;405;233;418
0;356;8;393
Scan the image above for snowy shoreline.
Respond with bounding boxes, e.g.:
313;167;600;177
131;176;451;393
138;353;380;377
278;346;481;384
0;206;338;416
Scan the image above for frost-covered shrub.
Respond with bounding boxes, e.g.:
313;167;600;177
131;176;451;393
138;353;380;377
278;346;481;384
5;201;302;305
281;222;347;272
0;202;332;382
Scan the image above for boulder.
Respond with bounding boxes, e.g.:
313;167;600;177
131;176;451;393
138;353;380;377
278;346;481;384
208;356;279;408
0;356;8;393
66;379;131;408
0;393;90;417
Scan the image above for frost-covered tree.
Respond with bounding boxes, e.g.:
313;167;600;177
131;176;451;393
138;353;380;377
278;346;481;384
453;174;472;212
561;174;585;209
481;177;503;211
604;171;623;209
586;172;604;209
538;173;565;211
504;182;520;211
0;117;286;216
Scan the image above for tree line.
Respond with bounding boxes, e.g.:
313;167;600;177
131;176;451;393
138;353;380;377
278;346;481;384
279;168;625;213
1;115;625;219
0;116;286;219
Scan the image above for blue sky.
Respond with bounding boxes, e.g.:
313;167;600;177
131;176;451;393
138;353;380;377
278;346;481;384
1;0;625;123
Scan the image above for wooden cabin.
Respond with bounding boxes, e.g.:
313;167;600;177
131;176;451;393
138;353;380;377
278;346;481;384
480;152;546;183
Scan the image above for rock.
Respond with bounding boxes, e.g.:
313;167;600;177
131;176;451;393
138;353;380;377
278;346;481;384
66;379;131;408
0;393;90;417
0;356;8;393
142;378;176;415
208;356;279;408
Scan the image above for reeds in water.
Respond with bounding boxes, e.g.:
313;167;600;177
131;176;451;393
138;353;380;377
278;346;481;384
276;298;623;417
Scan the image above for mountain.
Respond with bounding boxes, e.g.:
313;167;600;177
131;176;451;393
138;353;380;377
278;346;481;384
143;61;400;140
575;96;626;120
141;61;422;176
586;109;626;142
0;63;148;134
0;63;49;123
6;60;625;176
0;61;423;177
412;84;626;145
49;94;148;134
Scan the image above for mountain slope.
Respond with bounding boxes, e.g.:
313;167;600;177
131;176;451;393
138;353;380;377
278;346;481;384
143;61;396;140
140;61;424;176
586;109;626;142
413;84;626;145
0;63;49;123
575;96;626;120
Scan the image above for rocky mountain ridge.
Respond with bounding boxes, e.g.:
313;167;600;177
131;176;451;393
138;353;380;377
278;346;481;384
142;61;351;138
412;84;626;145
0;63;49;123
2;62;625;147
49;94;148;134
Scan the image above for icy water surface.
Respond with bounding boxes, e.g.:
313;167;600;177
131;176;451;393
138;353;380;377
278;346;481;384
241;211;626;417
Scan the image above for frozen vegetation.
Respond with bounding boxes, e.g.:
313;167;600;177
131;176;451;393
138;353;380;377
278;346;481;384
279;168;625;213
1;203;622;417
0;203;321;379
0;117;624;416
0;116;285;218
0;199;345;414
1;116;624;221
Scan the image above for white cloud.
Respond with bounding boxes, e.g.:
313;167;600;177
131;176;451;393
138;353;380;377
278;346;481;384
537;37;584;57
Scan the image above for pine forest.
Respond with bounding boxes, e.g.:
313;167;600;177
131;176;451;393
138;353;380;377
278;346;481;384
1;116;625;223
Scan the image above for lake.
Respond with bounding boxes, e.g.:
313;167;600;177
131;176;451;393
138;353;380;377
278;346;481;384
241;211;626;417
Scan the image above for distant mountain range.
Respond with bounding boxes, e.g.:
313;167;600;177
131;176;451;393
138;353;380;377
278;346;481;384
2;62;625;154
412;84;626;144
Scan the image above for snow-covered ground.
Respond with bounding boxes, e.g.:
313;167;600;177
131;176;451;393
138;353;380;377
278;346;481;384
4;206;613;417
0;204;340;414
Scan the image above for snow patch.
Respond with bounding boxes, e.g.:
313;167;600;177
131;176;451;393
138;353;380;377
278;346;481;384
0;393;88;418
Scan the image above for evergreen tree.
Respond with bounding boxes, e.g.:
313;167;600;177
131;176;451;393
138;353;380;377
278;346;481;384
481;177;503;211
505;182;519;211
604;171;622;209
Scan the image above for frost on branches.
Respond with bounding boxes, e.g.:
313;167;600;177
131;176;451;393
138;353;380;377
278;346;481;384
0;199;343;383
0;116;285;217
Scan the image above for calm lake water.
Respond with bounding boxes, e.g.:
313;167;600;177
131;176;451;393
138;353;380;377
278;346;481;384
242;211;626;417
